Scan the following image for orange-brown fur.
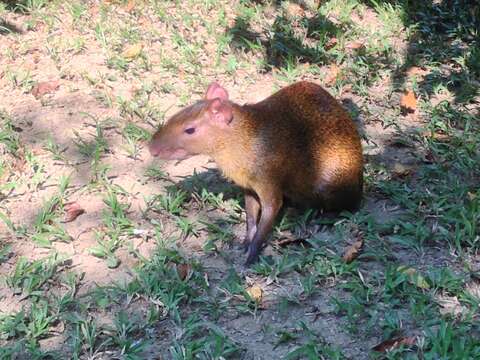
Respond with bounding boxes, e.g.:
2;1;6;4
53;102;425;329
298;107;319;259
210;83;362;210
149;81;363;264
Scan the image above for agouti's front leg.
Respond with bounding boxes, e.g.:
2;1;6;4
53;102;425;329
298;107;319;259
245;188;283;265
244;191;260;251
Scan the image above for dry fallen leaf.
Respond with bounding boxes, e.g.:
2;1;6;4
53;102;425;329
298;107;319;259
420;130;451;142
400;90;417;113
63;202;85;223
176;263;191;280
465;281;480;301
286;3;305;18
392;163;415;178
122;43;143;59
397;266;430;289
324;37;338;50
435;294;467;317
345;40;365;51
372;336;416;352
124;0;135;12
431;132;451;142
342;234;364;263
246;284;263;303
406;66;428;78
324;64;340;86
31;80;60;99
276;236;309;247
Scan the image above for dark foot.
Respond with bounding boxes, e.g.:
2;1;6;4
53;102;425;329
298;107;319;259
242;237;250;253
244;243;260;266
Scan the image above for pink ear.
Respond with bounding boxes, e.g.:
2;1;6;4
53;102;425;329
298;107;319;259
209;99;233;125
205;82;229;101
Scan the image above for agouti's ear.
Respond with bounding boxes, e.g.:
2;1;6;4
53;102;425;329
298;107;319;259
209;99;233;126
205;82;229;101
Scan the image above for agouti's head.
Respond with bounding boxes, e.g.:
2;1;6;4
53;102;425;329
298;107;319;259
149;82;233;160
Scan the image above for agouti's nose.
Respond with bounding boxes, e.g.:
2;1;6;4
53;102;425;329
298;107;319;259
148;142;161;157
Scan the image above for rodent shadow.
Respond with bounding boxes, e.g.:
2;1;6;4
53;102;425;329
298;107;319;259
341;98;366;139
166;168;243;203
0;19;23;35
169;167;348;237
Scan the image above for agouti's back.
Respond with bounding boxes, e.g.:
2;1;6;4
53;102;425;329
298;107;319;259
221;81;363;211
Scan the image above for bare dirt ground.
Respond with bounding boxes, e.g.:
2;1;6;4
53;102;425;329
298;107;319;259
0;1;479;359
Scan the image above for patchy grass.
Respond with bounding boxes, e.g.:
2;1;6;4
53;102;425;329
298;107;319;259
0;0;479;358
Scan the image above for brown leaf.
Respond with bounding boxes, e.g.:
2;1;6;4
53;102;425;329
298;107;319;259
276;236;309;247
122;43;143;59
436;294;467;317
342;234;364;263
400;90;417;113
345;40;365;51
31;80;60;99
397;266;430;289
286;3;305;18
465;281;480;300
431;132;451;142
372;336;416;352
324;64;340;86
324;37;338;50
124;0;135;12
406;66;427;78
246;284;263;303
391;163;415;178
63;202;85;223
176;263;191;280
420;130;451;142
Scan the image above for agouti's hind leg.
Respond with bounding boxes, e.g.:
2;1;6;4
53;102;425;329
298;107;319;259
245;188;283;265
244;191;261;251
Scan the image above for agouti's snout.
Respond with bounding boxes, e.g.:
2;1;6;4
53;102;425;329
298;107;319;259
149;125;192;160
148;140;161;157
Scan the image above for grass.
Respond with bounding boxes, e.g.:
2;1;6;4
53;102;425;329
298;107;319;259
0;0;479;358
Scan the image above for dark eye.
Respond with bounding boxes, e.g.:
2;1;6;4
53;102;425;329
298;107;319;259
184;127;195;135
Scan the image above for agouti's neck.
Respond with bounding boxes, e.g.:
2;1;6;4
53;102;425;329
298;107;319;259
209;103;258;190
210;103;256;150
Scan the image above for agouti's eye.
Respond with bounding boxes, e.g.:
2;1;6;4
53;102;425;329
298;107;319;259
184;127;195;135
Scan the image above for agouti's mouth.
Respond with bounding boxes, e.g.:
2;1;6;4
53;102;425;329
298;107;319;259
166;148;190;160
149;145;189;160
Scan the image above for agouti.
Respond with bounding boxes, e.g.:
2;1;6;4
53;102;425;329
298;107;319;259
149;81;363;265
